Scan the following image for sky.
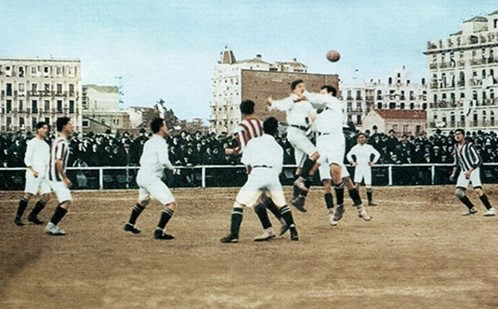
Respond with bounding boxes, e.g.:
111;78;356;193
1;1;497;122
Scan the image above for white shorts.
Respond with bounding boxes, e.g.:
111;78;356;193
25;171;51;195
456;168;482;189
353;165;372;185
319;164;350;181
137;176;175;205
236;168;286;207
317;134;345;167
287;127;317;168
49;181;72;203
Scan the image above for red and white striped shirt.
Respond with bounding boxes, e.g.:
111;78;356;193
49;136;70;182
232;117;263;155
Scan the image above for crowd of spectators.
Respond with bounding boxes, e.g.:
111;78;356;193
1;127;498;188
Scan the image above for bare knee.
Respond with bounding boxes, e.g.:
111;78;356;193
41;193;51;202
310;151;320;161
166;201;177;211
474;187;483;197
455;188;466;199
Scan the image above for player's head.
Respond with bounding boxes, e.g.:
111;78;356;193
454;128;465;143
239;100;255;116
35;121;49;138
263;117;279;136
290;79;305;95
320;85;337;97
56;117;72;134
151;118;168;136
356;132;366;144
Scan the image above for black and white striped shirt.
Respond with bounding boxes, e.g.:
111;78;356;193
454;141;482;172
49;136;70;182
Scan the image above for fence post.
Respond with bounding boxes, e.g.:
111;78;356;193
201;166;206;188
99;168;103;190
431;165;435;185
388;165;393;186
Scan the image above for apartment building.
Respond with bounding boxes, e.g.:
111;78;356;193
425;10;498;133
340;67;428;130
0;58;82;132
81;84;130;134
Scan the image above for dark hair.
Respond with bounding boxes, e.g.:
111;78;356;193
150;118;165;134
35;121;48;131
356;132;366;139
320;85;337;96
56;117;70;132
290;79;304;91
239;100;255;115
263;117;279;136
455;128;465;135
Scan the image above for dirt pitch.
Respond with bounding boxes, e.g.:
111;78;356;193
0;185;497;309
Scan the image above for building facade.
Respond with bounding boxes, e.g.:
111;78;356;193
340;67;428;130
81;84;130;134
210;48;339;135
425;10;498;133
362;109;427;137
0;58;82;132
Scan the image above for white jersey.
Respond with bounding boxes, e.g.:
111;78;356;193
137;135;174;181
24;137;50;179
305;91;344;136
270;94;315;128
242;134;283;174
237;134;287;207
347;143;381;167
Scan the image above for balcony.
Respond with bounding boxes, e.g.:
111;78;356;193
470;59;485;66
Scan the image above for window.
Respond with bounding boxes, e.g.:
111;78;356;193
69;84;74;95
6;100;12;112
82;120;90;128
32;100;38;113
6;83;12;96
392;124;398;132
69;100;75;114
403;125;409;133
57;84;62;94
57;100;63;112
32;117;37;130
31;83;38;92
19;117;25;129
44;100;50;111
31;66;37;75
19;100;23;111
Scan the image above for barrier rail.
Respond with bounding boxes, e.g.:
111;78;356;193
1;163;498;191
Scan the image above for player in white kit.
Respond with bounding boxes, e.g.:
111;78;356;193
220;117;299;243
124;118;178;239
307;85;370;222
14;122;51;226
267;79;319;212
346;132;381;206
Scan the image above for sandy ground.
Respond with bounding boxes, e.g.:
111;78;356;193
0;185;497;309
